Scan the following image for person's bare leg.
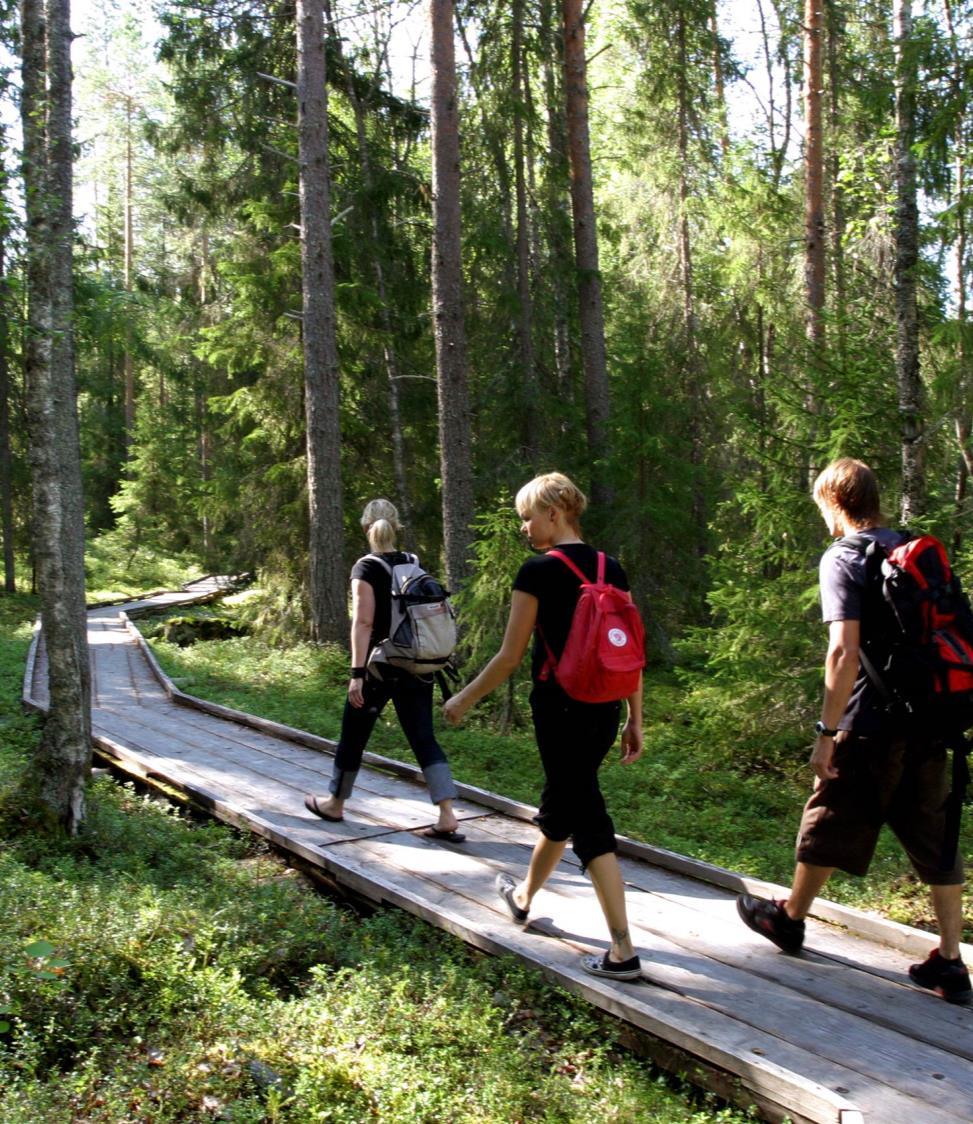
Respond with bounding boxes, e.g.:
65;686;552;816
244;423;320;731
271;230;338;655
512;834;568;913
930;883;965;960
435;798;459;834
785;862;835;920
586;852;636;963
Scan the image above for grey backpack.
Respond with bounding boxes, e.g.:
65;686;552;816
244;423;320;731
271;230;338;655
365;553;458;679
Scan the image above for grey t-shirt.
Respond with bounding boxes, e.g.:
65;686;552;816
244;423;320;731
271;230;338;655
819;527;908;732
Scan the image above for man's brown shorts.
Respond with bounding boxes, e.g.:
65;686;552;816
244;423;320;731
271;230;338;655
795;730;964;884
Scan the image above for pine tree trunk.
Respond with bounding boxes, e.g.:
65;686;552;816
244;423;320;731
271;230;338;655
893;0;923;522
0;216;15;593
296;0;346;642
430;0;474;590
23;0;92;834
540;0;572;406
803;0;826;353
512;0;538;467
562;0;611;508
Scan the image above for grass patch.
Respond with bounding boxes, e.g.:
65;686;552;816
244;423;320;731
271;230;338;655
139;600;972;941
2;596;758;1121
85;528;205;604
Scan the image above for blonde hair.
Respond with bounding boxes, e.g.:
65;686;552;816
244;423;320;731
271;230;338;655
361;498;402;552
812;459;882;527
515;472;587;527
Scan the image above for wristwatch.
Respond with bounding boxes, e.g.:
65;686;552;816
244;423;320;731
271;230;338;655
814;720;839;737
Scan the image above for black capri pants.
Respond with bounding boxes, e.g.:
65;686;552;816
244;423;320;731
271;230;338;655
529;684;622;870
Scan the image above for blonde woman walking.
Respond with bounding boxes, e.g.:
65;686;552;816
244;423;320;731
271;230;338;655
444;473;644;979
305;499;463;840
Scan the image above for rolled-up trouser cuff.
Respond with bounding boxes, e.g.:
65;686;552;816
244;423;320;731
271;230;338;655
423;760;458;805
329;767;358;800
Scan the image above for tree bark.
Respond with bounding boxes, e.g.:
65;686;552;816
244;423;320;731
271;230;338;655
562;0;612;508
23;0;92;834
893;0;923;523
803;0;826;353
512;0;538;466
0;202;15;593
296;0;346;642
430;0;474;590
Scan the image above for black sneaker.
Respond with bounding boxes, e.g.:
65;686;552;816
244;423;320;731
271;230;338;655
736;893;805;954
908;948;972;1006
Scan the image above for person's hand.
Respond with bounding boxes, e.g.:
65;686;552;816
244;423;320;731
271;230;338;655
810;733;839;781
348;676;365;709
443;691;471;726
620;720;643;764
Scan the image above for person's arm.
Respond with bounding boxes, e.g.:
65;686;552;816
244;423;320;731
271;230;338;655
811;617;860;781
619;673;644;764
443;591;538;724
348;578;375;709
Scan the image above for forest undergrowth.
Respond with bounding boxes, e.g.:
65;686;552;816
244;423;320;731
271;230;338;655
1;584;760;1121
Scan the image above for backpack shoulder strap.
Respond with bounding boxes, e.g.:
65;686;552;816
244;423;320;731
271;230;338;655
365;553;394;577
546;548;590;584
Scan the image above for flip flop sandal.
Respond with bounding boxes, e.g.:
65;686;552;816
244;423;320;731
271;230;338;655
495;872;529;924
420;827;467;843
304;795;343;823
580;952;642;981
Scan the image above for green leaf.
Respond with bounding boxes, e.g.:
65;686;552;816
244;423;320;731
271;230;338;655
23;940;56;959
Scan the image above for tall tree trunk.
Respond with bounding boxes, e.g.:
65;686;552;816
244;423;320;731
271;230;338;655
296;0;346;642
23;0;92;834
803;0;826;353
893;0;923;523
0;205;15;593
512;0;538;466
825;0;847;361
562;0;611;508
540;0;572;407
430;0;474;590
123;95;135;454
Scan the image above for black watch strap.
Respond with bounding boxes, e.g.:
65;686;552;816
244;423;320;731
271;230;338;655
814;720;839;737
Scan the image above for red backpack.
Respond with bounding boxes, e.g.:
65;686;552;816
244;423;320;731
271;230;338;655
539;549;646;703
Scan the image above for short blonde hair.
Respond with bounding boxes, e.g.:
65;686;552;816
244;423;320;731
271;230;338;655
361;498;402;552
515;472;587;526
812;459;882;527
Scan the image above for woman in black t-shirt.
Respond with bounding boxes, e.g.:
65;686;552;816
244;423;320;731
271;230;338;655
444;473;644;981
305;499;462;840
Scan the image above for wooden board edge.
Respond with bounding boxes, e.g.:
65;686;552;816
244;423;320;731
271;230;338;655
21;617;43;713
112;603;973;963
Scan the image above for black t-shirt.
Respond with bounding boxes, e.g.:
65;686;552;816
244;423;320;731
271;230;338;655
350;551;414;652
818;527;909;732
512;543;630;683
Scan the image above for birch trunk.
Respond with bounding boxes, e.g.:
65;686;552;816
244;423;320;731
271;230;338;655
23;0;92;833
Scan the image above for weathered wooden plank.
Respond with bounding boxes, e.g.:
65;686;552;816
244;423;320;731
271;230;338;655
93;705;487;836
472;814;973;1053
127;610;968;963
336;828;971;1124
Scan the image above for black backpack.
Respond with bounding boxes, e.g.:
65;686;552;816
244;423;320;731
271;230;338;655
845;531;973;869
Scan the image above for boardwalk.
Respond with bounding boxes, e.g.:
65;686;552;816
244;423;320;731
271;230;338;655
23;582;973;1124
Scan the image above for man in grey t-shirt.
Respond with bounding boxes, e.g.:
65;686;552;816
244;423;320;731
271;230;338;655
735;458;970;1005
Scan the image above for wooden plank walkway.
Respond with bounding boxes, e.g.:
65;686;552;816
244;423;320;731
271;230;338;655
22;582;973;1124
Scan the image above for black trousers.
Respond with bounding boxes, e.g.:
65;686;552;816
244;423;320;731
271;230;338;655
529;685;622;869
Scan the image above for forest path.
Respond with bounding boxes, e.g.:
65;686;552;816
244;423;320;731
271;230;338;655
23;583;973;1124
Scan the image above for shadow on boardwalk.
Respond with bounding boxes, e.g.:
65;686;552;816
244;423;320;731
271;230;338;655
23;581;973;1124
